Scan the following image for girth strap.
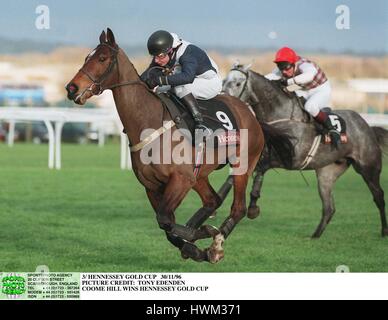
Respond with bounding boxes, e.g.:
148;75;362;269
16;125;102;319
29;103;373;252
300;135;321;170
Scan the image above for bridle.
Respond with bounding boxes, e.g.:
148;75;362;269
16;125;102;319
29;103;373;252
228;67;265;110
78;43;149;98
228;67;306;124
229;68;250;100
73;41;180;154
79;43;119;95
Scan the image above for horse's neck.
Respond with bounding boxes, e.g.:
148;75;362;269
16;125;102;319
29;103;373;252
112;50;163;145
249;72;304;123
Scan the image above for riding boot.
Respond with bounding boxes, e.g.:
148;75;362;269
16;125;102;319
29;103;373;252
181;93;211;136
314;111;340;149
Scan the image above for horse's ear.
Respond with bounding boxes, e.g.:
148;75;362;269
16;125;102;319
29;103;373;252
106;28;117;47
99;30;106;44
232;60;240;69
243;63;252;72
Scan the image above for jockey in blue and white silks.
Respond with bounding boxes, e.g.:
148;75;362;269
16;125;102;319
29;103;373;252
141;30;222;132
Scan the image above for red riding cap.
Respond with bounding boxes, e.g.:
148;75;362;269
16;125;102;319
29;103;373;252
274;47;299;64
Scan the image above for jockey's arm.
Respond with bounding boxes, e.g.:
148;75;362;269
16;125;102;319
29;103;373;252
162;54;198;86
288;62;317;86
265;67;282;80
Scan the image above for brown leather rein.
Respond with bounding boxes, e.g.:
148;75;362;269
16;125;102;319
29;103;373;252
78;43;150;96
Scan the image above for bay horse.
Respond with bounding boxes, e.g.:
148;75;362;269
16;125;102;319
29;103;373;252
65;29;267;263
221;63;388;238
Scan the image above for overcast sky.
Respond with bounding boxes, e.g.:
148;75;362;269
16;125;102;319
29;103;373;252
1;0;387;54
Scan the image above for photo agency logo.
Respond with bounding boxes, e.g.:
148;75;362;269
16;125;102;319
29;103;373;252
1;273;26;299
35;5;50;30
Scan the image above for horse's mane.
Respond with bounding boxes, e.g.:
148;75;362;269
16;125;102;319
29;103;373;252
118;47;141;78
232;68;289;106
245;68;303;108
248;69;287;97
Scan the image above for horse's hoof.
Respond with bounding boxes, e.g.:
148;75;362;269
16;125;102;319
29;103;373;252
207;249;224;264
381;228;388;237
247;206;260;219
207;234;225;264
181;251;190;260
311;232;322;239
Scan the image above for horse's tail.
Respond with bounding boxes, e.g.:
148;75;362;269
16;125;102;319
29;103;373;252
372;126;388;151
260;122;294;169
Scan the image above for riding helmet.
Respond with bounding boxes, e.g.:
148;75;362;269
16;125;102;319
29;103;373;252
147;30;174;56
274;47;299;64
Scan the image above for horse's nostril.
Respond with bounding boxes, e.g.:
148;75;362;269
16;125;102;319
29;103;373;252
66;83;78;94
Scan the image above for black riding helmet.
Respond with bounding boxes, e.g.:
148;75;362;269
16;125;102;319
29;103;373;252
147;30;174;56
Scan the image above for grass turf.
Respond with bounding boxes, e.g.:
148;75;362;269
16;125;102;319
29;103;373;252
0;142;387;272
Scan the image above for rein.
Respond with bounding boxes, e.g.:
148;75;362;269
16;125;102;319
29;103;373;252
229;67;311;124
78;43;174;153
79;43;151;96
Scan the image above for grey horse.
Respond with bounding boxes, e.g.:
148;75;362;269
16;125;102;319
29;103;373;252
220;63;388;238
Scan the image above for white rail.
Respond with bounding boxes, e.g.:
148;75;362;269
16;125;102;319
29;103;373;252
1;107;387;170
0;107;131;170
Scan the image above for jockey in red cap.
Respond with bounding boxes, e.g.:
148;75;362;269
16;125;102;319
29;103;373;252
266;47;340;146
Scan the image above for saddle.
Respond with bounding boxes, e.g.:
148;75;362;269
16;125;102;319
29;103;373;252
158;93;240;148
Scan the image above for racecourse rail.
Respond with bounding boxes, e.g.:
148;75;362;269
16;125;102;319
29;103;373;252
0;106;387;170
0;107;131;170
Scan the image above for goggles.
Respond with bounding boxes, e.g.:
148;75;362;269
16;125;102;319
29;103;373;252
154;48;172;59
277;62;294;71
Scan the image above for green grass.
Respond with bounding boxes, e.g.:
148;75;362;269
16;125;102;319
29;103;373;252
0;142;387;272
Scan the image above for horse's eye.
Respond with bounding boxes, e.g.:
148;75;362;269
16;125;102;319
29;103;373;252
236;82;241;87
99;56;106;62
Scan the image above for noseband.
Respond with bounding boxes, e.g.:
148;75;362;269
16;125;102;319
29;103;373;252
230;68;249;99
79;43;120;95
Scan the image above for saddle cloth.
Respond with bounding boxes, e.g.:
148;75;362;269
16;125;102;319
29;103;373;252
158;93;240;148
313;109;347;144
290;91;347;145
